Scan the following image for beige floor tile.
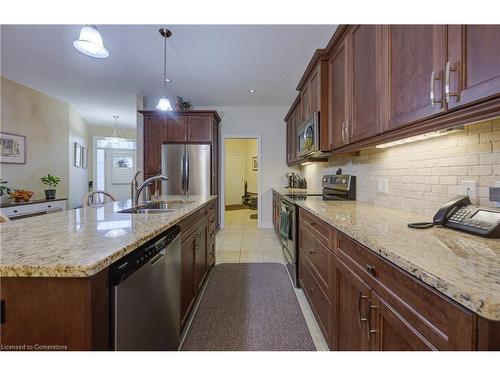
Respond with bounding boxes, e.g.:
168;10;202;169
239;252;264;262
216;251;240;263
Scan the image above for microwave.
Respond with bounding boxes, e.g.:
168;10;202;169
297;112;320;157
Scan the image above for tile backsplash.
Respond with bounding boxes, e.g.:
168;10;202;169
297;118;500;218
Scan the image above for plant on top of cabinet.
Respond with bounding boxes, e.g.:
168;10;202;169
40;173;61;200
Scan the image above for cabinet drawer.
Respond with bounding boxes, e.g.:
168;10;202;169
299;224;332;300
1;205;34;217
34;201;67;212
336;232;476;350
300;256;332;345
299;208;333;249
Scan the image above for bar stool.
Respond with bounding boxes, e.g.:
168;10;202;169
82;190;117;208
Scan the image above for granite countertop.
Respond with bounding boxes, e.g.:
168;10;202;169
272;187;323;196
0;195;216;278
294;197;500;321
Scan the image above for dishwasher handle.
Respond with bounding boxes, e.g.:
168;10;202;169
109;225;181;286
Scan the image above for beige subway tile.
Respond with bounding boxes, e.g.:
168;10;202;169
431;185;448;194
492;118;500;130
493;142;500;152
468;165;492;176
480;176;500;187
467;121;492;133
447;185;462;195
457;133;480;146
425;176;440;184
480;153;500;165
479;130;500;143
417;184;432;192
439;176;458;185
467;143;492;155
447;166;468;175
494;165;500;176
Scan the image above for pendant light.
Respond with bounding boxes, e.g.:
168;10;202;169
157;28;173;111
105;115;125;145
73;25;109;59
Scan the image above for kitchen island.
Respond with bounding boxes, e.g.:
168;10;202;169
0;195;217;350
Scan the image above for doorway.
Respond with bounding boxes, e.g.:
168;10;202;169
222;137;260;228
93;137;137;201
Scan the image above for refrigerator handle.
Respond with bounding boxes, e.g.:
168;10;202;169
181;154;186;193
186;152;190;194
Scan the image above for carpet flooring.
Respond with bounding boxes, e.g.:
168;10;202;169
181;263;316;351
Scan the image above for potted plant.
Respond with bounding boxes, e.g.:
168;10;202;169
40;174;61;200
0;180;12;203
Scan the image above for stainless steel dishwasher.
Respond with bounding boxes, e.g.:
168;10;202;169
109;225;181;350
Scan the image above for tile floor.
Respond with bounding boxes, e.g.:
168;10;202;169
215;208;329;351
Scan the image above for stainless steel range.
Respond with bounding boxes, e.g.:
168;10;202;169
280;173;356;287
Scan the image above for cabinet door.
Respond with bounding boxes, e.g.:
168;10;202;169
334;258;371;350
166;116;187;141
447;25;500;109
385;25;447;131
301;82;312;123
188;115;212;142
181;232;196;327
327;39;348;150
349;25;382;143
144;116;166;174
369;292;434;351
194;221;208;292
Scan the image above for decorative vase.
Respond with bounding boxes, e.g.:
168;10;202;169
45;189;56;200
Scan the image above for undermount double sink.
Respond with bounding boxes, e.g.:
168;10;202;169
118;200;195;214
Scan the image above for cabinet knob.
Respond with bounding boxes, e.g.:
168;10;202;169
366;264;376;276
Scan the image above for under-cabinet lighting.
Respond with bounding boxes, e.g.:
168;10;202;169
301;161;312;166
375;127;464;149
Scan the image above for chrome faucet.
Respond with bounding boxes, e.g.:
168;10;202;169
134;175;169;206
131;170;143;203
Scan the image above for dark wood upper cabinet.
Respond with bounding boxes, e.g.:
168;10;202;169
187;115;212;142
143;116;166;174
384;25;447;131
349;25;382;143
284;95;301;166
327;38;348;150
166;116;188;141
447;25;500;110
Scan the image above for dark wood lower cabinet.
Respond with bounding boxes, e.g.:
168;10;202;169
297;207;499;351
369;291;434;351
334;258;371;350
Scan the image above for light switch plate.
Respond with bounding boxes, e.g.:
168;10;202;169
377;178;388;194
461;180;477;202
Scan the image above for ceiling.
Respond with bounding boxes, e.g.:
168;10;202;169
1;24;336;128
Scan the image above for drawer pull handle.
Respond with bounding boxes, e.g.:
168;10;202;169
309;287;315;294
13;210;18;213
366;264;376;276
308;250;316;255
309;221;316;226
48;205;51;208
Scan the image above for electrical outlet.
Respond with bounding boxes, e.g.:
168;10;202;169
377;178;388;194
461;180;477;202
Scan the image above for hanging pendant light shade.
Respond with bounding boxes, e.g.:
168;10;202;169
73;25;109;59
105;115;125;145
157;28;173;111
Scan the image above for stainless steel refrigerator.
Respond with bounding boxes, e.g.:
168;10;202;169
161;144;211;196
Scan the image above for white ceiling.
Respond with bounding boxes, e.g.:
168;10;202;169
1;25;336;128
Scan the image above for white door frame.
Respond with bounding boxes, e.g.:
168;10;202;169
220;135;262;229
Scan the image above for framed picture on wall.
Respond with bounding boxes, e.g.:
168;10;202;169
0;132;26;164
252;156;258;171
81;147;88;169
74;142;81;168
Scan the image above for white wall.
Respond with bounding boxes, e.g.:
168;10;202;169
198;106;290;228
68;107;89;209
225;138;258;195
